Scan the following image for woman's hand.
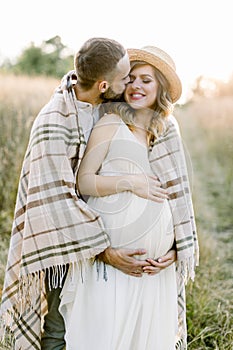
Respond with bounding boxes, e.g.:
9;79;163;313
130;174;168;202
142;249;177;275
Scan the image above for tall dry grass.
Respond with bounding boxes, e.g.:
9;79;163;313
177;98;233;232
175;97;233;349
0;75;232;349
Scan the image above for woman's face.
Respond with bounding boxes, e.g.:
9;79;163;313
124;64;158;110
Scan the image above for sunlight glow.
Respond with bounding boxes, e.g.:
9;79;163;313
1;0;232;101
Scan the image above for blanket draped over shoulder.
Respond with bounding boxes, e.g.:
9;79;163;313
149;116;199;349
0;72;110;350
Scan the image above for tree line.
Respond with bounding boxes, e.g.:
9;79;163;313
1;36;233;100
1;36;73;79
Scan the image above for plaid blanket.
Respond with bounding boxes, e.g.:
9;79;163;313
0;73;110;349
149;116;199;348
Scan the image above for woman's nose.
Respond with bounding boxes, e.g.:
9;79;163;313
132;80;141;90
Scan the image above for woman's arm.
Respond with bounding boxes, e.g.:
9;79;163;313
77;114;127;196
77;114;168;201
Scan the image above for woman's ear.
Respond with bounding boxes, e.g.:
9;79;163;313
99;81;110;93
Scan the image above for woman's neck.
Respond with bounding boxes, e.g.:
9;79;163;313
133;109;153;129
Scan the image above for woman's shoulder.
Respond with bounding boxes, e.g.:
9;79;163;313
94;113;123;133
89;113;123;142
98;113;122;125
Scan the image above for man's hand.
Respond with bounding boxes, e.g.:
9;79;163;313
98;247;150;277
142;249;177;275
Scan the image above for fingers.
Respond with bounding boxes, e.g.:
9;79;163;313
142;266;161;275
101;247;165;277
145;257;174;270
151;187;169;198
129;271;144;277
148;258;169;267
104;246;176;277
119;264;147;277
132;173;169;202
147;176;169;202
127;248;147;257
156;249;177;264
147;193;168;203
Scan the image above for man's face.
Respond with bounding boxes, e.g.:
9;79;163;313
102;53;130;100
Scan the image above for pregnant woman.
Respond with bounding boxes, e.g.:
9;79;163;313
59;46;199;350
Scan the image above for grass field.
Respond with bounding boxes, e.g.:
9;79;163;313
175;98;233;349
0;74;232;349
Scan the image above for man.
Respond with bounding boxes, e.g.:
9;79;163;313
0;37;175;350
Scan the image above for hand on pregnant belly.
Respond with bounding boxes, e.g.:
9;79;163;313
131;173;169;202
98;246;151;276
142;248;177;275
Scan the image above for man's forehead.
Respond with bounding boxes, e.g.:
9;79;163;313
117;53;130;77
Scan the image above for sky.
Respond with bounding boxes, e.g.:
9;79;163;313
1;0;232;101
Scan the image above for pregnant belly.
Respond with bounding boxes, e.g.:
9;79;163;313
88;192;174;259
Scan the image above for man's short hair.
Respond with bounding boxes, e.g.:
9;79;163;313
74;37;126;90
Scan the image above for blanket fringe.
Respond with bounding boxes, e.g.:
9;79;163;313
47;264;68;290
17;271;41;314
176;256;196;285
95;259;108;282
176;338;187;350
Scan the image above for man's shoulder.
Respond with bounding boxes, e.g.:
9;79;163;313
31;93;71;132
39;92;65;114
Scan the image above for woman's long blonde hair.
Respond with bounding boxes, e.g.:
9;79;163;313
100;61;174;147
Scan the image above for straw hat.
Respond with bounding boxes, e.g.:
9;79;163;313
127;46;182;103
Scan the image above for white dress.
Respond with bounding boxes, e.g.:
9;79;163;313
60;120;178;350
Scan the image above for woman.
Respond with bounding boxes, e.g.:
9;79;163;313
59;46;199;350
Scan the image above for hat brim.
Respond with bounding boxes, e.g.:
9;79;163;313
127;48;182;103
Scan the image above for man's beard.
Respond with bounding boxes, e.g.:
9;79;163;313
100;86;124;102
